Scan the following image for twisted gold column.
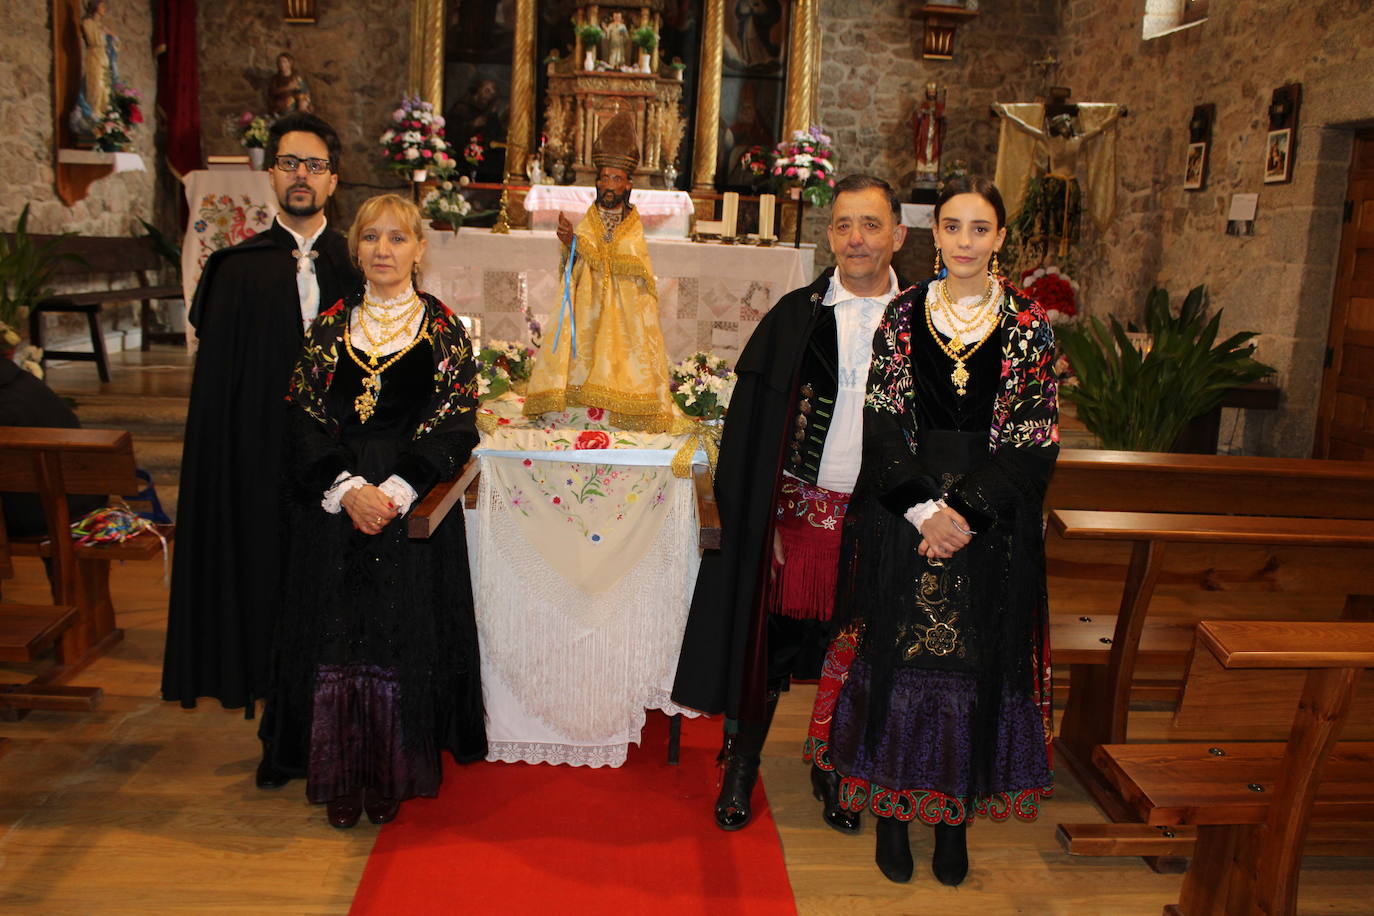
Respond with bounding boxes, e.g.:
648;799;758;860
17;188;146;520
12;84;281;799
783;0;818;137
690;0;724;192
408;0;445;109
505;0;536;181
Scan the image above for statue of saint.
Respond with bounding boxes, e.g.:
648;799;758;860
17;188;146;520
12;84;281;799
911;82;945;182
523;111;676;431
603;11;631;68
72;0;117;134
267;52;313;117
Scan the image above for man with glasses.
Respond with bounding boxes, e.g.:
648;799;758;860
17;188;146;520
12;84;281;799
163;114;362;789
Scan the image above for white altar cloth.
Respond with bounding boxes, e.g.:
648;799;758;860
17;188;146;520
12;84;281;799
469;449;702;766
180;170;277;345
422;229;815;365
524;185;694;237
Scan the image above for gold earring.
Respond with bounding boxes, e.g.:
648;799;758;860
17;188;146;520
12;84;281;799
933;248;943;276
991;251;1001;276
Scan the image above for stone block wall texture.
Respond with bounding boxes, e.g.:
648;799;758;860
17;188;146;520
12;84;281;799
196;0;413;222
0;3;158;236
1055;0;1374;456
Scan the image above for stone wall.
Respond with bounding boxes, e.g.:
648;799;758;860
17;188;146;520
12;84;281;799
1056;0;1374;456
197;1;412;221
0;2;158;236
810;0;1059;281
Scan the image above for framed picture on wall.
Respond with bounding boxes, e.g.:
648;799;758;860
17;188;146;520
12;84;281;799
1183;141;1207;190
1264;127;1293;184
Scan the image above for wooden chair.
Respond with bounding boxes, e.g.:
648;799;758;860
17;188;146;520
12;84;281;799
1091;620;1374;915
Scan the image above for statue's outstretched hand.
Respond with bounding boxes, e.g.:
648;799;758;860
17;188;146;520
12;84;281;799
556;212;574;247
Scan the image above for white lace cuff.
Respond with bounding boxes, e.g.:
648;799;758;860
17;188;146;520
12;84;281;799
378;475;418;517
905;498;946;533
322;473;366;514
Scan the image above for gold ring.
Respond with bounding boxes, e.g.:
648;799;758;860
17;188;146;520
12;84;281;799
375;516;383;525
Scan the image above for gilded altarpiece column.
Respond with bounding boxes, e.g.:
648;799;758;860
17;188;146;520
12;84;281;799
408;0;445;109
690;0;724;193
782;0;818;137
505;0;536;182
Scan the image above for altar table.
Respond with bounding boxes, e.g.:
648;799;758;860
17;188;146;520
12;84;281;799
524;185;694;237
422;229;815;365
179;169;276;342
467;398;705;767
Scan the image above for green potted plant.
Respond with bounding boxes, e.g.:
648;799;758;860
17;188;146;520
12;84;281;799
1056;284;1273;452
1;205;81;376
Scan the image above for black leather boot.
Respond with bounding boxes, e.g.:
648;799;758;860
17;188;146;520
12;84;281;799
809;763;860;833
932;820;969;886
875;816;913;883
712;688;780;831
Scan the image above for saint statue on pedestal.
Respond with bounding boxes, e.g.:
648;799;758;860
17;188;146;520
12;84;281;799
912;82;945;183
268;52;313;117
603;11;631;68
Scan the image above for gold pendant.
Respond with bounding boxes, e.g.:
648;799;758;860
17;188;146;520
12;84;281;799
950;359;969;396
355;375;380;422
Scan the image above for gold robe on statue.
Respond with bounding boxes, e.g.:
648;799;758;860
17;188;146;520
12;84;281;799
523;205;676;431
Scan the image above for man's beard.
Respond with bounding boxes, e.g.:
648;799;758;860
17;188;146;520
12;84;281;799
281;186;323;217
597;188;626;210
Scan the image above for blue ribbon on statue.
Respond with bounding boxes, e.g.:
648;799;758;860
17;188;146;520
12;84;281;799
552;235;578;359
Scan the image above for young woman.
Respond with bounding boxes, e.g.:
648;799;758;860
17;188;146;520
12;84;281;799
825;176;1059;883
259;194;487;828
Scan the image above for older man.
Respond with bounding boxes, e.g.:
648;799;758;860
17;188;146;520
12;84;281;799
162;113;362;759
673;175;909;832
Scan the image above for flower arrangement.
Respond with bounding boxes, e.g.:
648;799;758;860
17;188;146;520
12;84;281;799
739;145;772;181
422;177;473;227
239;112;270;149
378;96;452;177
1020;264;1078;325
576;23;604;45
670;351;736;420
93;110;132;152
631;25;658;51
112;84;143;131
463;135;485;169
771;125;837;208
477;339;538;400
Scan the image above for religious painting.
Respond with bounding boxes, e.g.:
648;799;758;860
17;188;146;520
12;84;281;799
718;76;785;191
444;0;513;182
1183;141;1207;190
1263;82;1300;186
1264;128;1292;184
724;0;789;76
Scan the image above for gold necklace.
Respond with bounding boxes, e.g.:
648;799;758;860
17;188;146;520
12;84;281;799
924;287;1000;396
361;289;422;325
933;275;998;346
356;298;425;365
344;318;429;422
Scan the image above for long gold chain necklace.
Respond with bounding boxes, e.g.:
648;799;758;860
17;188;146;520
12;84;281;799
344;318;428;422
932;276;998;347
357;291;424;366
925;281;1000;396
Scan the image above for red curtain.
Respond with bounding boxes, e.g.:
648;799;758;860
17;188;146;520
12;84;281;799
154;0;202;178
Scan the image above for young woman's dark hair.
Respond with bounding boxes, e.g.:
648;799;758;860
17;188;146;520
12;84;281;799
933;175;1007;229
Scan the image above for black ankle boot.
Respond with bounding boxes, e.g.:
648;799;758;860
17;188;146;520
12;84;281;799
932;820;969;886
809;763;860;834
713;737;760;832
875;817;913;882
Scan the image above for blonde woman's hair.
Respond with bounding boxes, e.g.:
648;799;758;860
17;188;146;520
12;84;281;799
347;193;427;266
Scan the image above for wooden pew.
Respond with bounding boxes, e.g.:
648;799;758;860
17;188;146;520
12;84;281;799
1091;620;1374;916
0;427;170;688
1051;509;1374;829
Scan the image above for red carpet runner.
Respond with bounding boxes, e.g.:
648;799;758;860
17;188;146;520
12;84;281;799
350;712;796;915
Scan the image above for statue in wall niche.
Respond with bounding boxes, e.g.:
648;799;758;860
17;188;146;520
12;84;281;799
994;100;1122;260
267;52;313;117
603;11;631;68
912;82;946;183
72;0;118;136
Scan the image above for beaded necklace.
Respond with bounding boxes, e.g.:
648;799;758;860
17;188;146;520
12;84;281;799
344;317;429;422
924;276;1001;396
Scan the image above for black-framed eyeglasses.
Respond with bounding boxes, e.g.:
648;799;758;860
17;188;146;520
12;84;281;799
273;155;332;174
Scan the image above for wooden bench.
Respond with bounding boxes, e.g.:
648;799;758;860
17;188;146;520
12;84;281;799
1091;620;1374;915
22;234;182;381
1050;509;1374;829
0;427;171;691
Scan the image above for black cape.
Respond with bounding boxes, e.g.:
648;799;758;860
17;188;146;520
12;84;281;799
161;220;361;710
671;269;837;720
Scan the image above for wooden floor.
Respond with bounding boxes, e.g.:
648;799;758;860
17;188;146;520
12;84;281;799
0;351;1368;914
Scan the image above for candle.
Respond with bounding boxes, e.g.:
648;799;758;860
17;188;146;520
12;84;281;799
758;194;775;240
722;191;739;239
